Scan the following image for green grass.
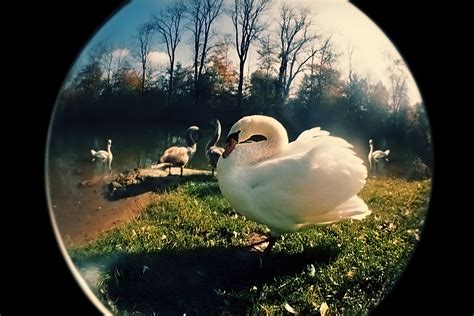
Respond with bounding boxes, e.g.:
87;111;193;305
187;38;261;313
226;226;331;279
71;175;431;315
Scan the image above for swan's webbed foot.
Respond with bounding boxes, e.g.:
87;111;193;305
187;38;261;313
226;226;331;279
263;236;277;254
254;236;279;269
250;235;279;254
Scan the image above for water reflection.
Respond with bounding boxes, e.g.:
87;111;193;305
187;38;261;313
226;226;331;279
47;124;215;245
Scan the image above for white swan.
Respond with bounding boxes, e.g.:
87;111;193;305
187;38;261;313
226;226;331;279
368;139;390;176
90;139;113;173
217;115;370;252
206;119;225;177
159;126;201;176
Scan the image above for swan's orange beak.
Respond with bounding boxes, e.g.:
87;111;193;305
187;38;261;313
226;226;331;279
223;138;237;158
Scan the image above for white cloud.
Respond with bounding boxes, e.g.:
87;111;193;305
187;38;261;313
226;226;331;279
149;51;169;66
112;48;130;58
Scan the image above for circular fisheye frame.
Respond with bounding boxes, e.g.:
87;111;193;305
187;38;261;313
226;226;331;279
46;0;432;314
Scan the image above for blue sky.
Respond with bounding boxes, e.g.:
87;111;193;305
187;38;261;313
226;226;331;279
69;0;422;103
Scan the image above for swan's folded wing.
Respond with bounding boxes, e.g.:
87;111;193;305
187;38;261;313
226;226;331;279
282;127;350;156
298;196;370;226
160;146;189;164
296;127;330;141
93;150;109;159
250;135;367;223
372;150;387;159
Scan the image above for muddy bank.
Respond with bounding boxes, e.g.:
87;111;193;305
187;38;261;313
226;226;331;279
51;167;211;247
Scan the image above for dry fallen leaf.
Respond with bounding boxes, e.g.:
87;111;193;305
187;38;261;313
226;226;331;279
284;303;298;314
320;302;329;316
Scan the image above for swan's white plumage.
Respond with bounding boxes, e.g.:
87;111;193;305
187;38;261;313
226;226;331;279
91;149;109;160
90;139;113;172
217;115;370;236
295;127;330;140
159;126;201;176
368;139;390;176
371;149;390;160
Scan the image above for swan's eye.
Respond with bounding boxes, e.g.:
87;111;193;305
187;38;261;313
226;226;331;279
241;134;267;144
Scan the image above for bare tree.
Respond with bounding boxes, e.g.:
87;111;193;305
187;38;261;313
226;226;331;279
344;45;357;117
133;22;154;94
347;45;355;86
209;35;238;92
100;43;128;91
275;4;330;104
231;0;271;109
298;38;338;109
313;39;337;101
257;33;278;76
83;42;129;95
186;0;224;103
87;42;108;65
387;57;409;117
153;1;186;106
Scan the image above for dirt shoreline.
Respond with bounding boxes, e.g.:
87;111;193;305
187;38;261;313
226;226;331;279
51;167;211;247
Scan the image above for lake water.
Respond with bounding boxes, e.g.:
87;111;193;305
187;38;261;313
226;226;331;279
46;124;221;244
48;124;217;175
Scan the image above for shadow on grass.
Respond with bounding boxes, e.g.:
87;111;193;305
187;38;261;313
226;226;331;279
107;173;217;201
75;244;338;314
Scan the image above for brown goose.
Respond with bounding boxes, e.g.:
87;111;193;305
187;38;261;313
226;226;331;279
159;126;201;176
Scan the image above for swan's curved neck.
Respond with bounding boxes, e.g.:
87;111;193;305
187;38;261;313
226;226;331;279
189;143;197;153
206;122;221;151
107;144;112;155
186;130;198;147
368;143;373;156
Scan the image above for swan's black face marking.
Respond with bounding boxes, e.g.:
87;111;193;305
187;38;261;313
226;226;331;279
223;131;240;158
226;131;241;143
240;134;267;144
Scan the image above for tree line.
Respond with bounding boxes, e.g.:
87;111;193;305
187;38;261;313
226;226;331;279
55;0;432;172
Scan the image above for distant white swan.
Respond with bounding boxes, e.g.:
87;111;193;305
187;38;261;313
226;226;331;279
206;119;225;176
91;139;113;173
368;139;390;176
159;126;201;176
217;115;370;252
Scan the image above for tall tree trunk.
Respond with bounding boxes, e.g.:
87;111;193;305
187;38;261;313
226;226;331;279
141;64;146;95
168;59;175;107
276;59;287;105
193;37;199;106
237;61;245;111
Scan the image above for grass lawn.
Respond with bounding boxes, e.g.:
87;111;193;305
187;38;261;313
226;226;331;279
70;175;431;315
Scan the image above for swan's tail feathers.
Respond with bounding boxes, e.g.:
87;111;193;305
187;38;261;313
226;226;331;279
384;150;390;156
91;149;97;156
307;196;371;226
333;196;371;221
